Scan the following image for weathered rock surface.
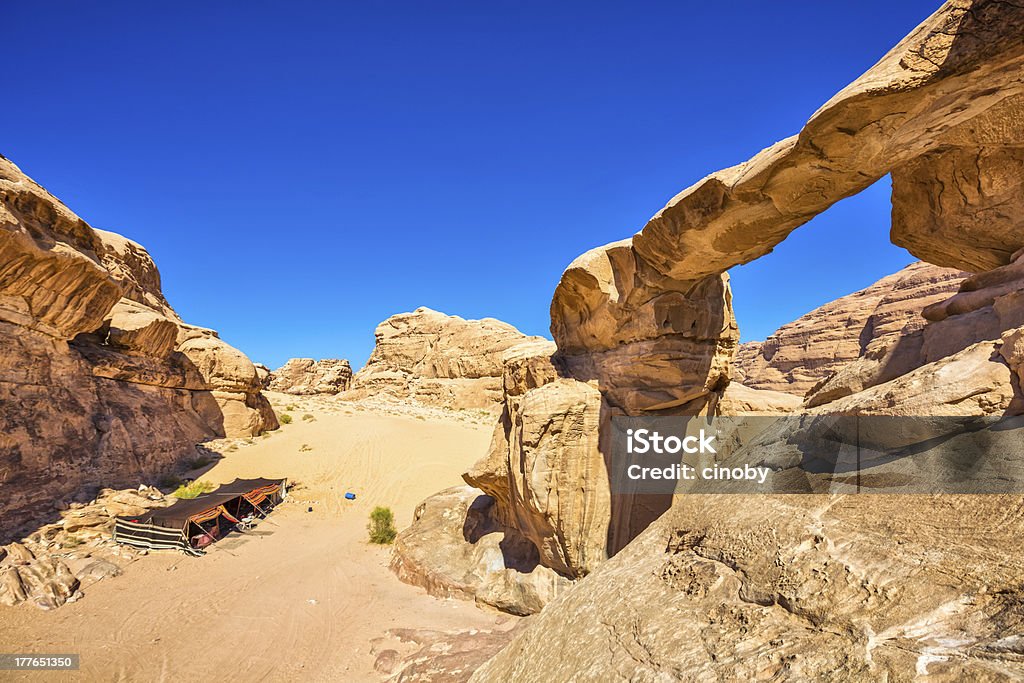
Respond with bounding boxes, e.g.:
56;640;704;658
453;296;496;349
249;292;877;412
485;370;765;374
390;486;571;615
464;3;1024;678
808;251;1024;407
0;485;166;609
473;494;1024;681
0;154;275;530
630;3;1024;282
268;357;352;394
371;621;525;683
716;382;804;415
735;262;965;397
348;307;547;410
551;240;738;415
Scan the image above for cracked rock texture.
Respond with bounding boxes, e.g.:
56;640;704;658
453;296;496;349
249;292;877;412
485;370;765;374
0;154;276;530
267;357;352;394
347;307;547;410
473;494;1024;681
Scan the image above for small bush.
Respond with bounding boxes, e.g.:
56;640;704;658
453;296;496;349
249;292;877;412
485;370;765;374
302;413;315;422
368;506;397;544
173;480;216;499
279;413;293;425
286;403;298;411
299;443;312;452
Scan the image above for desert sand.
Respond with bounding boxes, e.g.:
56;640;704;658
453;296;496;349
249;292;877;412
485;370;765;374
1;394;506;681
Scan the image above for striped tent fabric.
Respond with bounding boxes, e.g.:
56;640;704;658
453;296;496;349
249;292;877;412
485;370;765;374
113;517;203;556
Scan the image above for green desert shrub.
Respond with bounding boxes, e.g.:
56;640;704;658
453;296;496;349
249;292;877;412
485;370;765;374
173;480;216;499
302;413;315;422
279;413;293;424
367;506;397;544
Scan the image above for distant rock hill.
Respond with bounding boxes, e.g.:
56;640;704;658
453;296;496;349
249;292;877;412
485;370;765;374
267;358;352;394
346;307;548;410
733;261;966;396
0;154;276;530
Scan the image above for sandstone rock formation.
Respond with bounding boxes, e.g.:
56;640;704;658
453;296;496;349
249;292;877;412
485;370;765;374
715;382;803;415
735;262;965;396
0;154;275;531
390;486;571;615
1;485;168;609
807;250;1024;408
451;3;1024;677
371;622;524;683
473;494;1024;681
267;357;352;394
348;307;547;410
551;240;738;414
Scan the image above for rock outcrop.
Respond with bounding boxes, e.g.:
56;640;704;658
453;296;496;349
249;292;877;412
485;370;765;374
550;240;738;415
348;307;547;410
390;486;571;615
454;3;1024;677
807;250;1024;408
267;358;352;394
473;494;1024;681
735;262;965;396
1;485;168;609
0;154;275;531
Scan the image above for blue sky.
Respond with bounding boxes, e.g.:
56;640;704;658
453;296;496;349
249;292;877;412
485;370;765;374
5;1;941;369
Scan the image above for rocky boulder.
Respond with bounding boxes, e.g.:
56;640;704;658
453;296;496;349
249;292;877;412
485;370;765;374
268;358;352;394
390;486;571;615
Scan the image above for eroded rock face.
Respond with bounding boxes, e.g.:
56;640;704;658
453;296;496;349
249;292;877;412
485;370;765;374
466;3;1024;676
473;494;1024;681
390;486;571;615
267;358;352;394
348;307;547;410
465;377;608;579
630;3;1024;282
551;241;738;414
1;485;167;609
0;154;275;530
736;262;965;397
807;251;1024;407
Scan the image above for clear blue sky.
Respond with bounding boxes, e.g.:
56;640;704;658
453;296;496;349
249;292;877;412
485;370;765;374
4;1;941;369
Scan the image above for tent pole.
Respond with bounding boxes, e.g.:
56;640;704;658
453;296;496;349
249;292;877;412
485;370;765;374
248;498;281;527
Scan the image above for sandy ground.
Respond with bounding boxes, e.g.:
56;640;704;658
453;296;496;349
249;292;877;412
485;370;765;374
1;395;503;681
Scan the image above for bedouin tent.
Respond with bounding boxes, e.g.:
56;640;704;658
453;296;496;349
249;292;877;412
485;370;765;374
113;478;286;555
213;478;287;522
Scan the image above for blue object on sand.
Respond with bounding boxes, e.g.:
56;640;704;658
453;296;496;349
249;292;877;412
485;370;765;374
344;492;356;500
